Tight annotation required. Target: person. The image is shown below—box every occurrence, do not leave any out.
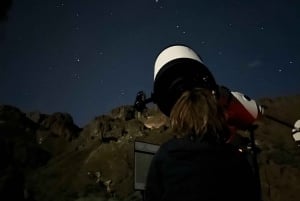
[145,87,260,201]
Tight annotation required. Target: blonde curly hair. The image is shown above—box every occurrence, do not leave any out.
[170,88,229,139]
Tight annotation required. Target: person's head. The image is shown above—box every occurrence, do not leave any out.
[170,88,229,140]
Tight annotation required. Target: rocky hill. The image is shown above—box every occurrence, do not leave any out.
[0,95,300,201]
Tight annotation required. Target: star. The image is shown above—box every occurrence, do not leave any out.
[56,2,65,8]
[71,73,80,80]
[120,90,126,96]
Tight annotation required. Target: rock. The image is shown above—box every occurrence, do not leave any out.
[0,105,25,122]
[74,115,126,150]
[1,95,300,201]
[26,111,47,124]
[110,105,136,121]
[40,112,81,140]
[143,113,168,129]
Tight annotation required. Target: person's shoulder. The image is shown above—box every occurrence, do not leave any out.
[158,137,177,150]
[155,137,183,155]
[160,136,189,148]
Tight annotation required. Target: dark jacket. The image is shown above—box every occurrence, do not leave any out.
[145,134,260,201]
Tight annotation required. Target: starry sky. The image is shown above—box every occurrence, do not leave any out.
[0,0,299,127]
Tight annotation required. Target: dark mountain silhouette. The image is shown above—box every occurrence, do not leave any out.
[0,94,300,201]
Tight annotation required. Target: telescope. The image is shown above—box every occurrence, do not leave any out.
[133,45,300,200]
[134,45,264,131]
[134,45,299,141]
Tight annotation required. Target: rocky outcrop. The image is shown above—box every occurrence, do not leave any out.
[33,112,82,155]
[26,111,47,124]
[39,112,81,139]
[143,113,168,129]
[110,105,136,121]
[255,95,300,201]
[0,95,300,201]
[0,105,51,200]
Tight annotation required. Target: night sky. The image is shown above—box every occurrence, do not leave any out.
[1,0,299,127]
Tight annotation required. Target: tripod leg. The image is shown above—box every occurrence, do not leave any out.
[249,128,262,201]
